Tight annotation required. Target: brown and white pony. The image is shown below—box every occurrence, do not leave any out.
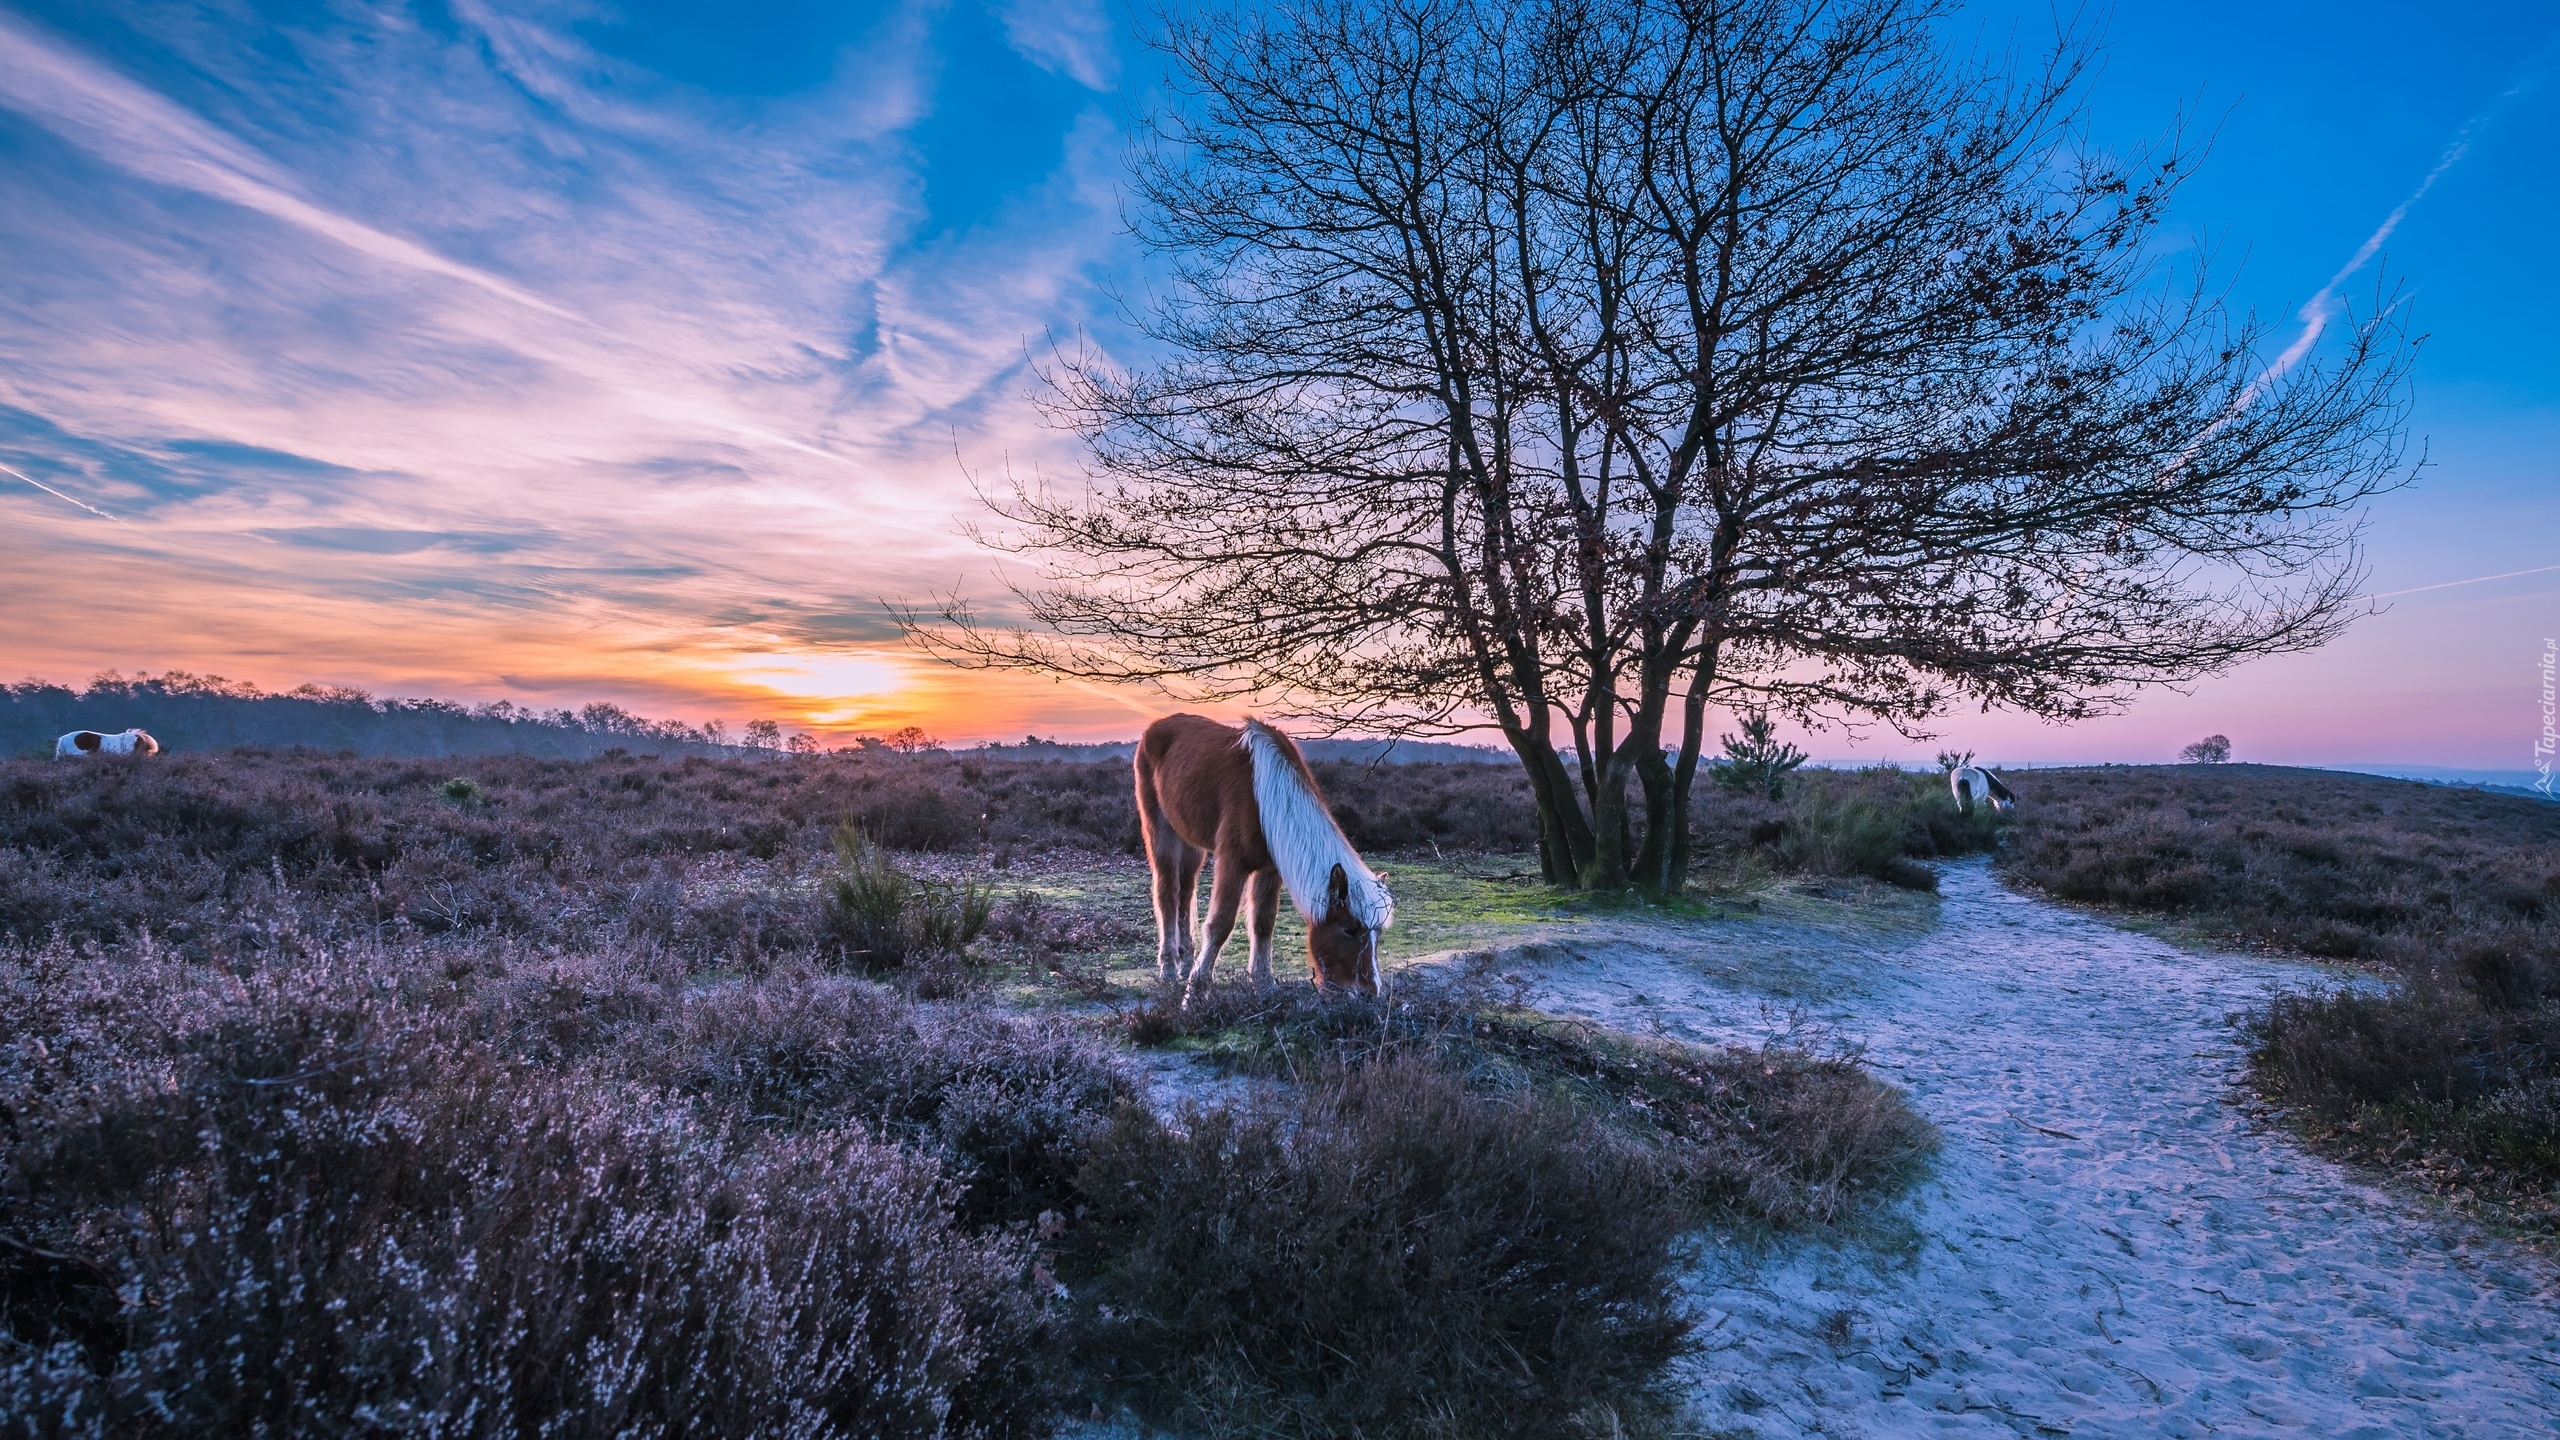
[56,728,159,758]
[1134,714,1393,1003]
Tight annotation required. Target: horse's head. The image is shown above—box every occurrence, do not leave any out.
[1307,862,1385,995]
[129,730,160,756]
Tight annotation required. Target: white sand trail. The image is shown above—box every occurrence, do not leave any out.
[1488,860,2560,1438]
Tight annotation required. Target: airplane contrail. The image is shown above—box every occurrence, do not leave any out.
[2175,34,2559,464]
[0,462,127,524]
[2363,562,2560,601]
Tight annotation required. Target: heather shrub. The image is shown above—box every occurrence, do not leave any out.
[643,979,1138,1228]
[839,768,983,851]
[1120,978,1934,1229]
[618,853,823,964]
[1298,758,1539,854]
[1999,764,2560,963]
[1070,1057,1692,1439]
[1745,770,1994,892]
[2248,981,2560,1206]
[983,889,1143,956]
[0,947,1068,1438]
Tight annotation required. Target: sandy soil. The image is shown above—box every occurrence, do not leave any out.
[1463,859,2559,1437]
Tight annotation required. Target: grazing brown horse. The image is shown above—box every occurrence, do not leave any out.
[1134,714,1393,1003]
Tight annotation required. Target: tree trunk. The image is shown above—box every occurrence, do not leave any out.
[1502,723,1596,887]
[1664,648,1717,889]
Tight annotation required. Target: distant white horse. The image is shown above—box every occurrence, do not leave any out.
[1950,765,2015,814]
[56,728,159,758]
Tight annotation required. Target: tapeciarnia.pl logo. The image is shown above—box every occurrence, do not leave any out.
[2537,638,2556,798]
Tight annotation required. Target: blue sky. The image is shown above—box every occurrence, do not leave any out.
[0,0,2552,764]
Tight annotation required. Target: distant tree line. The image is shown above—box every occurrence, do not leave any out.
[6,673,753,760]
[6,674,1522,764]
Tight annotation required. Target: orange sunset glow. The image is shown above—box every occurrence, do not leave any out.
[1,0,2553,772]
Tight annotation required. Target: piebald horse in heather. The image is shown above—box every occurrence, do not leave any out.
[1135,714,1393,1004]
[1950,765,2016,814]
[56,729,159,758]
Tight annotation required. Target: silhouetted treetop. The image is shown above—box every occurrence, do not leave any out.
[914,0,2415,891]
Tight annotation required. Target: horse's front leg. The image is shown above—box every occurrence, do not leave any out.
[1184,858,1249,1008]
[1245,867,1280,989]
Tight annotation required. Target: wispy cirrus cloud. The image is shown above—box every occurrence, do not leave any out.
[998,0,1121,90]
[0,0,1143,736]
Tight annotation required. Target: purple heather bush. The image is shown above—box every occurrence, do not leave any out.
[0,939,1123,1437]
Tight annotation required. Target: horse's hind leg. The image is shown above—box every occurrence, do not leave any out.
[1185,857,1249,1007]
[1138,764,1195,984]
[1170,845,1205,978]
[1244,867,1280,989]
[1147,834,1201,985]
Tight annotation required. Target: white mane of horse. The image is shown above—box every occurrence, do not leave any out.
[1242,720,1393,930]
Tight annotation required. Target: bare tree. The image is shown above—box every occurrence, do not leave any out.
[917,0,2412,892]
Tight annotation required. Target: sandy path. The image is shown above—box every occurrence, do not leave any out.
[1488,860,2559,1438]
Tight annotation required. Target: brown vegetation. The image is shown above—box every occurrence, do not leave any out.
[1,749,1947,1434]
[1073,1058,1694,1439]
[2001,764,2560,1223]
[1120,976,1935,1230]
[1082,975,1933,1435]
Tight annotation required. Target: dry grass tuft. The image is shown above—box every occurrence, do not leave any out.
[1121,975,1935,1230]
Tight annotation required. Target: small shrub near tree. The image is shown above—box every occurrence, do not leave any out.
[1709,709,1809,801]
